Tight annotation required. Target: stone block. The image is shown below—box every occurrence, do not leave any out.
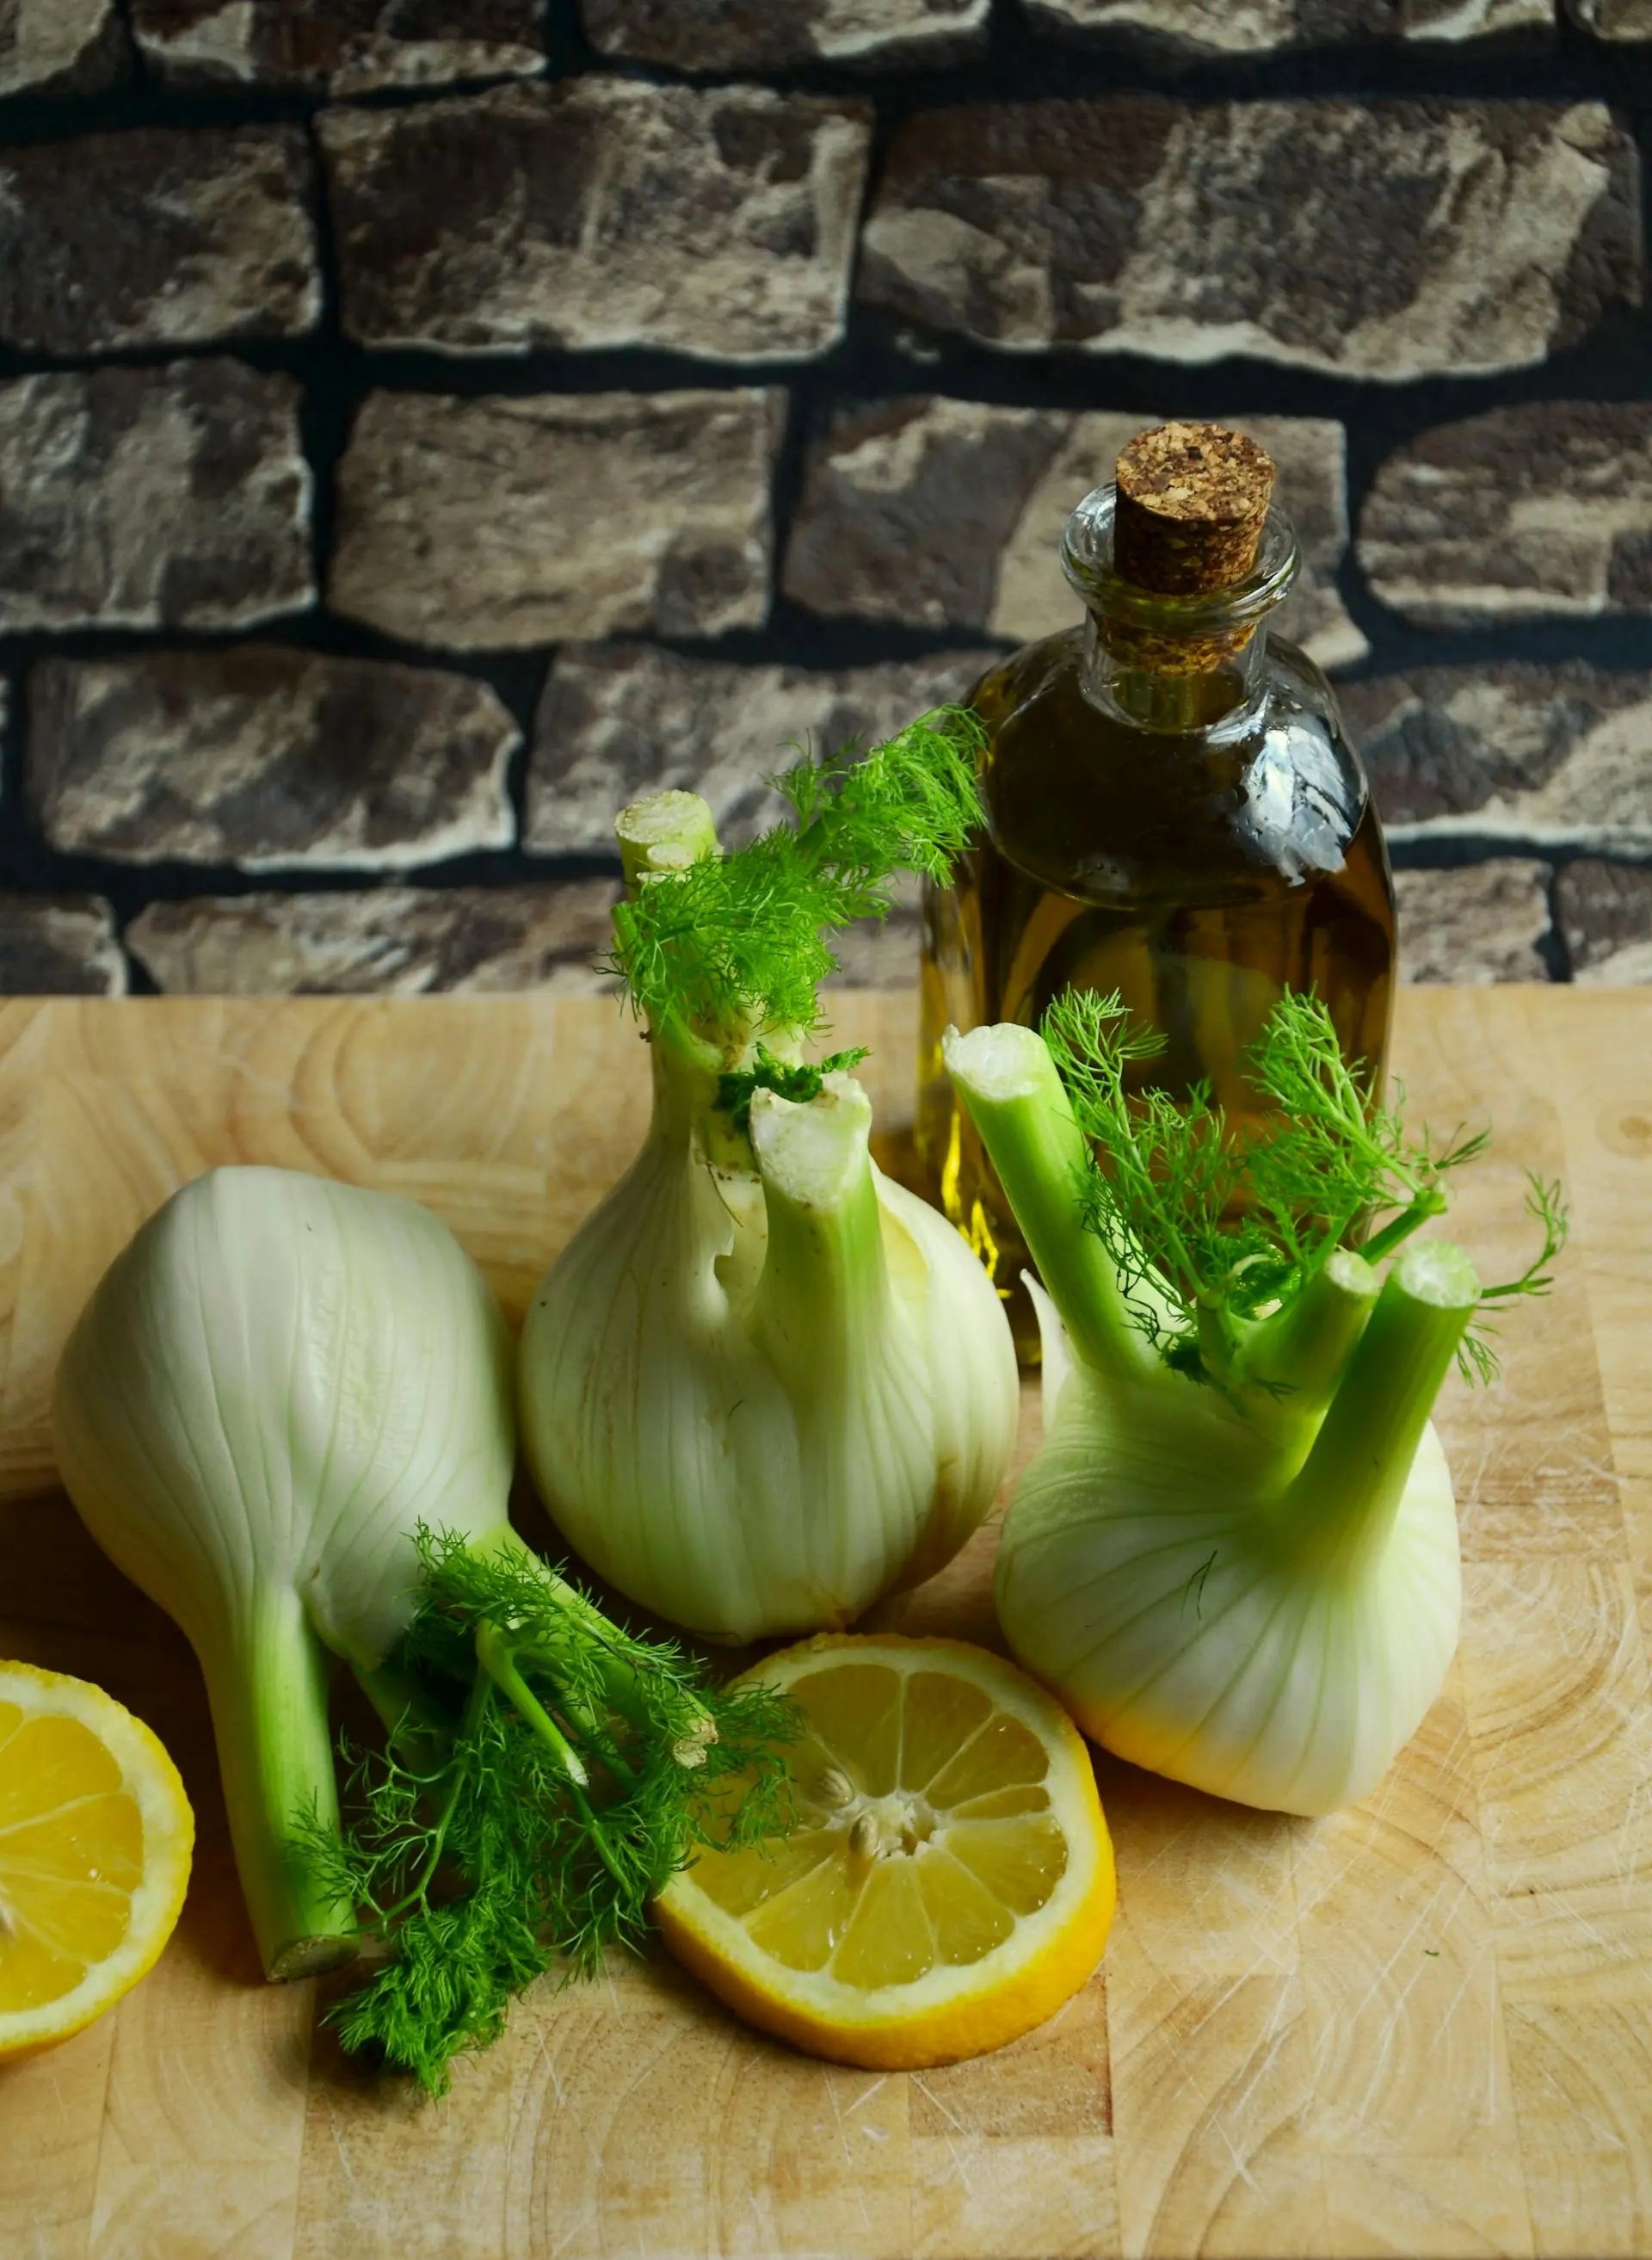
[1026,0,1550,48]
[1360,405,1652,625]
[527,644,998,854]
[1394,861,1553,984]
[127,883,620,995]
[331,389,781,649]
[321,82,870,362]
[1565,0,1652,36]
[785,399,1362,667]
[580,0,989,68]
[0,127,317,355]
[0,897,125,997]
[0,364,312,634]
[0,0,126,95]
[859,101,1638,380]
[1554,860,1652,982]
[1342,664,1652,851]
[29,649,517,870]
[130,0,545,91]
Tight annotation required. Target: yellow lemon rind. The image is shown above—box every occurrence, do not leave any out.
[0,1660,194,2060]
[654,1633,1116,2072]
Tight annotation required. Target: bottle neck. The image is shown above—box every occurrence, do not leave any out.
[1062,483,1298,739]
[1081,609,1272,736]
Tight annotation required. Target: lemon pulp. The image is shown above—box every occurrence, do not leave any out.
[0,1664,193,2056]
[655,1636,1113,2069]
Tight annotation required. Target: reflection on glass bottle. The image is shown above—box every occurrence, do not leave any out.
[916,424,1396,1356]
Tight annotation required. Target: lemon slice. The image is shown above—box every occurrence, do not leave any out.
[655,1635,1114,2069]
[0,1661,194,2059]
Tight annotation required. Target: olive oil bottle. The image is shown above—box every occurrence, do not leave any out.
[916,423,1396,1355]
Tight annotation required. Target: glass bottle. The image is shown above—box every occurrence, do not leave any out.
[915,428,1396,1356]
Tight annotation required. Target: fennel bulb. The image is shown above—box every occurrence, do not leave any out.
[946,997,1563,1818]
[52,1166,516,1979]
[519,718,1019,1643]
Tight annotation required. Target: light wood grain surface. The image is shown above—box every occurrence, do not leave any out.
[1,987,1649,2260]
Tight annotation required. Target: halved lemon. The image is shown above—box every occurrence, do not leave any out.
[0,1661,194,2059]
[655,1634,1114,2069]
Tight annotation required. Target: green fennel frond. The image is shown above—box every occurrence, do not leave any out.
[716,1045,871,1133]
[1042,986,1564,1392]
[297,1528,796,2097]
[609,707,986,1045]
[1457,1172,1569,1385]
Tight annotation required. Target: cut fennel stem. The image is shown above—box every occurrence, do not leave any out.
[520,771,1019,1644]
[945,1019,1469,1818]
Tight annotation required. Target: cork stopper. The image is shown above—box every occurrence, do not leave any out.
[1113,423,1276,596]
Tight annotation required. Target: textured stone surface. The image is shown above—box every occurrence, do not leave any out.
[859,101,1639,381]
[0,897,125,997]
[1027,0,1550,46]
[1360,405,1652,625]
[784,399,1064,633]
[29,650,516,871]
[130,0,545,90]
[128,883,620,995]
[0,127,318,355]
[580,0,989,68]
[1555,859,1652,981]
[528,645,996,855]
[1343,664,1652,851]
[784,399,1362,666]
[332,389,781,650]
[321,83,870,362]
[0,364,312,634]
[0,0,126,95]
[1394,861,1552,984]
[1566,0,1652,38]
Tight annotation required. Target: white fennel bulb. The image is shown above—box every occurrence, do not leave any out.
[518,718,1019,1643]
[945,1000,1562,1818]
[1005,1272,1461,1816]
[52,1166,516,1977]
[521,1063,1016,1642]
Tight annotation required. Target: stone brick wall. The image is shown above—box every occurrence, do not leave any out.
[3,2,1651,997]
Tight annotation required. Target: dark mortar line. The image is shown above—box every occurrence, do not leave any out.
[4,601,1652,690]
[480,16,1652,108]
[5,31,1652,148]
[10,308,1650,423]
[105,0,144,91]
[0,616,558,679]
[548,0,600,74]
[1538,862,1575,982]
[767,385,823,609]
[0,651,17,818]
[16,831,1652,929]
[1386,834,1652,873]
[0,844,629,913]
[0,67,564,145]
[1324,610,1652,681]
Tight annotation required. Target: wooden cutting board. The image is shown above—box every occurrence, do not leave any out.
[1,987,1649,2260]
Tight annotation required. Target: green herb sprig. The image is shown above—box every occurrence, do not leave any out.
[715,1044,871,1133]
[609,707,986,1046]
[298,1529,795,2096]
[1042,987,1566,1391]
